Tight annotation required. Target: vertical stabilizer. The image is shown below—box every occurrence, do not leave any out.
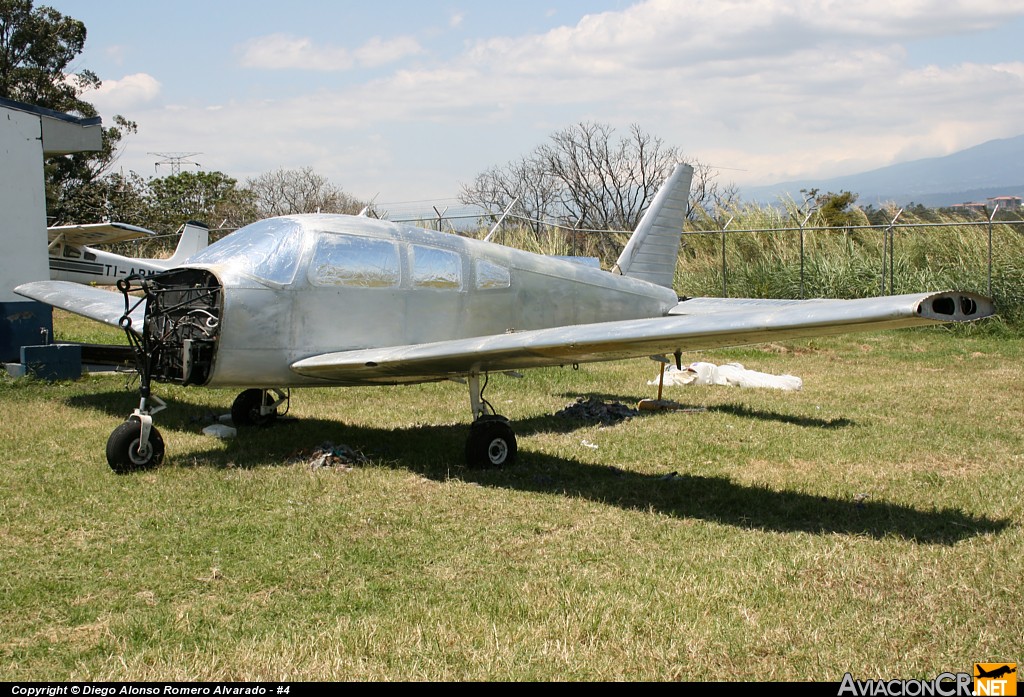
[612,163,693,288]
[165,221,210,265]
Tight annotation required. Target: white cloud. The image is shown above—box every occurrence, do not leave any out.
[237,33,354,70]
[237,33,422,71]
[84,73,162,112]
[104,45,128,66]
[323,0,1024,183]
[109,0,1024,199]
[354,37,423,68]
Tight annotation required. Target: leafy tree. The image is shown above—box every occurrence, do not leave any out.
[0,0,136,222]
[800,189,866,227]
[0,0,94,108]
[144,171,254,233]
[56,170,148,226]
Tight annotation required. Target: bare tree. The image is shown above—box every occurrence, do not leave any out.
[460,122,724,236]
[244,167,364,218]
[459,156,561,236]
[537,122,681,230]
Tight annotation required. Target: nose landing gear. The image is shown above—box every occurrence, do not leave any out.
[107,270,221,473]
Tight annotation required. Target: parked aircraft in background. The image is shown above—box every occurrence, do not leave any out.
[17,164,994,472]
[48,221,209,285]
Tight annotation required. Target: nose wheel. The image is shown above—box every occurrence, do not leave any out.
[106,416,165,473]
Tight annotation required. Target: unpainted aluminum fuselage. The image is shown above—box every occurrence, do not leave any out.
[162,214,678,388]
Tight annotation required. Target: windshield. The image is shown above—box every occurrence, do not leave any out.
[189,218,306,285]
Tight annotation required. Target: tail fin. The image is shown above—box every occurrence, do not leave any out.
[611,163,693,288]
[165,221,209,265]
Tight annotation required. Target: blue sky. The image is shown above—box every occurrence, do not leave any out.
[46,0,1024,213]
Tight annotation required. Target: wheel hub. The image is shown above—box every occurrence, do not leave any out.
[487,439,508,465]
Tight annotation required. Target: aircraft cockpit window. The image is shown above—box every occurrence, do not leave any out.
[189,218,304,285]
[412,246,462,290]
[309,235,401,288]
[63,246,81,259]
[475,259,511,290]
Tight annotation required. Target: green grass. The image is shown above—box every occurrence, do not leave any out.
[1,314,1021,680]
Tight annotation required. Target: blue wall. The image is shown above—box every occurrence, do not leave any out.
[0,301,54,363]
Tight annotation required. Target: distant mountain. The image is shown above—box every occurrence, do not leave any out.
[742,134,1024,208]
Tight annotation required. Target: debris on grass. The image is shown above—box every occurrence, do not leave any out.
[649,362,802,390]
[555,397,639,424]
[202,423,237,439]
[290,441,369,471]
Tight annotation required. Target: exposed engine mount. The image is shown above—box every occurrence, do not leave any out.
[121,268,222,386]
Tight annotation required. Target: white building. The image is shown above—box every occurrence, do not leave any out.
[0,97,102,361]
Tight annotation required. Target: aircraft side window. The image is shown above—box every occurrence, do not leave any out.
[309,235,401,288]
[412,245,462,290]
[63,246,81,259]
[475,259,511,290]
[84,251,97,261]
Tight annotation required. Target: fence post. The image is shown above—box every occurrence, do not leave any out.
[432,205,448,232]
[798,211,812,299]
[880,208,903,295]
[720,216,733,297]
[988,205,999,296]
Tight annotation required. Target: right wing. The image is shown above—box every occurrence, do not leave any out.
[14,281,145,335]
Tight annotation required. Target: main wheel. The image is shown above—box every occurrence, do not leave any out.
[231,389,277,427]
[465,418,517,468]
[106,419,165,474]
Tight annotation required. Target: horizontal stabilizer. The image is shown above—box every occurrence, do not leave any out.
[47,222,155,247]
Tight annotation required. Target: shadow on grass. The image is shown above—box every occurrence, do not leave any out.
[557,391,855,430]
[706,404,854,429]
[67,389,1004,545]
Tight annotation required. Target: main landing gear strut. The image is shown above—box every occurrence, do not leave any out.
[231,388,289,427]
[465,371,517,468]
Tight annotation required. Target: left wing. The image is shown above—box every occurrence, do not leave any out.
[48,222,155,247]
[291,291,993,384]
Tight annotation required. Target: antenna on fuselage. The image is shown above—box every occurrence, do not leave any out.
[483,197,519,243]
[358,193,381,218]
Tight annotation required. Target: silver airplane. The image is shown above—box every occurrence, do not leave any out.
[15,163,995,472]
[48,221,209,285]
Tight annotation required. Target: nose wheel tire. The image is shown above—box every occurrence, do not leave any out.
[466,417,517,468]
[106,419,165,474]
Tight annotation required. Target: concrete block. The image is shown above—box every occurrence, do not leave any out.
[19,343,82,381]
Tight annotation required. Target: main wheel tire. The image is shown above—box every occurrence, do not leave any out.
[106,419,165,474]
[465,419,517,469]
[231,389,277,427]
